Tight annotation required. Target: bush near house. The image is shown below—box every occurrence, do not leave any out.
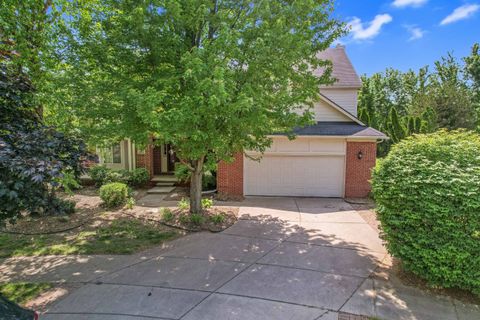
[372,130,480,295]
[89,166,149,187]
[99,182,129,208]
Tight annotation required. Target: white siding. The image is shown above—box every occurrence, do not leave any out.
[312,100,351,122]
[320,88,358,116]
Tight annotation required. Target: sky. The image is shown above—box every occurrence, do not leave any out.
[333,0,480,75]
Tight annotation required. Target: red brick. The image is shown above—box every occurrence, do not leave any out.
[217,152,243,197]
[345,141,376,198]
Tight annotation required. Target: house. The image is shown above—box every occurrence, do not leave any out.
[97,45,387,198]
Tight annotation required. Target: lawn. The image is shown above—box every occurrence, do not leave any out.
[0,282,52,305]
[0,219,178,258]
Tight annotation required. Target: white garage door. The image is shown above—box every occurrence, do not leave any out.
[244,138,345,197]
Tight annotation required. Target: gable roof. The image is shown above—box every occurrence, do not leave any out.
[314,45,362,89]
[318,93,364,125]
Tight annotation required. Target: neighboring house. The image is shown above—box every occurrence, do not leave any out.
[97,45,387,198]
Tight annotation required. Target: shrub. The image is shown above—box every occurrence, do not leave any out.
[178,197,189,211]
[201,198,213,209]
[99,182,129,208]
[209,213,225,224]
[160,208,174,222]
[129,168,149,187]
[89,166,109,187]
[189,214,205,226]
[90,166,149,187]
[125,197,135,210]
[47,198,76,215]
[372,130,480,295]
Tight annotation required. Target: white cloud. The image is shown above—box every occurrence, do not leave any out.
[392,0,428,8]
[440,4,480,25]
[348,14,393,41]
[405,25,425,41]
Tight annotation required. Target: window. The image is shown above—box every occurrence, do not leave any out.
[103,143,122,164]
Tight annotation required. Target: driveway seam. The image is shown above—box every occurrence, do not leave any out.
[215,291,331,312]
[177,232,297,319]
[284,239,386,255]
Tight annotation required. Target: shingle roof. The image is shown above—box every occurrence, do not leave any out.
[314,45,362,88]
[274,122,388,138]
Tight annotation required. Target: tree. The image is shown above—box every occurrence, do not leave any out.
[52,0,345,213]
[465,43,480,130]
[0,61,88,225]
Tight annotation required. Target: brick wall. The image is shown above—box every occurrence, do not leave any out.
[135,144,154,178]
[345,141,377,198]
[217,152,244,196]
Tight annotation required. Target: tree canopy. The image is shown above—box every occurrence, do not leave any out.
[47,0,345,212]
[358,45,479,156]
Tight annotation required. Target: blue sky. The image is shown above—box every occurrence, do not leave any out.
[333,0,480,75]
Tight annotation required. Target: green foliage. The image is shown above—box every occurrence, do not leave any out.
[189,214,205,226]
[89,166,149,187]
[0,282,52,305]
[174,163,191,183]
[175,163,217,190]
[0,62,88,225]
[160,208,174,222]
[201,198,214,209]
[89,166,110,187]
[125,197,135,210]
[51,0,345,213]
[372,130,480,295]
[209,213,225,225]
[178,198,189,211]
[129,168,149,187]
[99,183,129,208]
[0,219,177,257]
[56,170,82,196]
[359,46,480,156]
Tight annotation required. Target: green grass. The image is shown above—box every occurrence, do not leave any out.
[0,219,177,258]
[0,282,52,305]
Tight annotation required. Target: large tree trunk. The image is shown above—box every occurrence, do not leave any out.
[189,157,205,214]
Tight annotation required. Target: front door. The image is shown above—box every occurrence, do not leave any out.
[166,144,177,172]
[153,146,162,175]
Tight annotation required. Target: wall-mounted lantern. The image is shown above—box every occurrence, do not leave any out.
[357,151,363,160]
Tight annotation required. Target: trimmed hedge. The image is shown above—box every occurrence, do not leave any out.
[99,182,129,208]
[89,166,149,187]
[372,130,480,295]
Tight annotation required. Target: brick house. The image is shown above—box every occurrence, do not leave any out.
[97,45,387,198]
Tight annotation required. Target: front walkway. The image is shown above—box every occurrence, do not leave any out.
[1,197,479,319]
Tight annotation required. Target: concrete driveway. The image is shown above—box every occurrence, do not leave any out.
[36,197,478,320]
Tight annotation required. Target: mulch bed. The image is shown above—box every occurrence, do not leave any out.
[157,207,238,232]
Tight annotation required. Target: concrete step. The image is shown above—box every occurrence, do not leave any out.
[156,182,175,187]
[151,175,177,183]
[147,186,176,194]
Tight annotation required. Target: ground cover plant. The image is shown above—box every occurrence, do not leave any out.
[372,130,480,295]
[0,282,52,305]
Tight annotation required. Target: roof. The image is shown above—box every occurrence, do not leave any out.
[274,122,388,139]
[314,45,362,88]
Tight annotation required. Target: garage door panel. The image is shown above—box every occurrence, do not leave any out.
[244,155,344,197]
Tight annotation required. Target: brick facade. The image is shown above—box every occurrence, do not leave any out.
[344,141,377,198]
[217,152,244,197]
[135,144,154,178]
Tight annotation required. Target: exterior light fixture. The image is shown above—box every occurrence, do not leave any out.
[357,151,363,160]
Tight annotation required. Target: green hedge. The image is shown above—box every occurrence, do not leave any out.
[99,182,129,208]
[372,130,480,295]
[89,166,149,187]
